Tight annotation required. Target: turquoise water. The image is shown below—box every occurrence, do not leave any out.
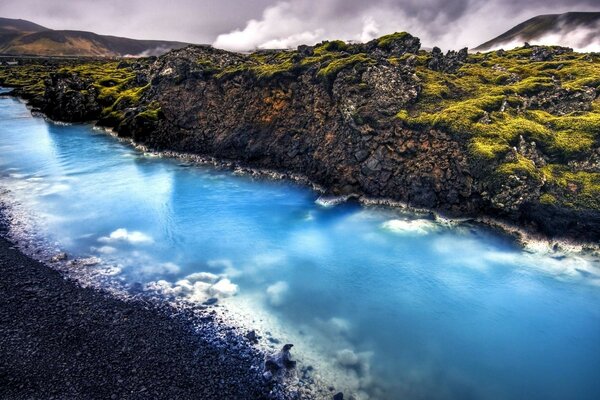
[1,93,600,399]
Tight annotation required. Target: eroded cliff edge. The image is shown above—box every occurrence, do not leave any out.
[2,33,599,242]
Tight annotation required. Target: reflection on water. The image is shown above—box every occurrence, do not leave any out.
[1,95,600,399]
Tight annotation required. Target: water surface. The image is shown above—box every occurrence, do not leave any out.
[1,94,599,399]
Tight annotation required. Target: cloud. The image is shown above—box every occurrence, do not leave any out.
[213,0,600,51]
[485,22,600,52]
[209,278,239,297]
[93,245,117,254]
[0,0,274,43]
[139,261,181,276]
[185,271,220,283]
[2,0,599,51]
[98,228,153,244]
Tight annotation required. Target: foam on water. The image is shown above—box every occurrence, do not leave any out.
[381,218,440,235]
[1,95,600,400]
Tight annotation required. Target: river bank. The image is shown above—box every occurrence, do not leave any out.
[0,224,284,400]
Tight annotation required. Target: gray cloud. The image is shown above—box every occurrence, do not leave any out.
[1,0,599,50]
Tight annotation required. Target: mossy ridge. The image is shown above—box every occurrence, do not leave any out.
[316,54,375,78]
[0,63,54,97]
[135,100,162,122]
[215,39,379,81]
[215,51,299,79]
[541,165,600,210]
[0,60,150,124]
[59,61,151,120]
[377,32,411,49]
[397,46,600,202]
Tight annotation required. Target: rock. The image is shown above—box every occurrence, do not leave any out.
[262,370,273,381]
[530,45,572,62]
[50,252,68,263]
[246,330,259,343]
[42,72,102,122]
[264,344,297,374]
[526,85,596,115]
[203,297,218,306]
[428,47,468,73]
[333,392,344,400]
[336,349,359,367]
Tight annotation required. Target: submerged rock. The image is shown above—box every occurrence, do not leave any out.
[202,297,218,306]
[264,344,297,381]
[246,330,259,343]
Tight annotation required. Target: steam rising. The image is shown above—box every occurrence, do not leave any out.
[484,21,600,52]
[1,1,599,52]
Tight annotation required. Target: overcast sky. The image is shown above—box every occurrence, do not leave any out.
[1,0,599,50]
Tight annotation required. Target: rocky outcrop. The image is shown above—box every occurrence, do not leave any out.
[6,32,599,242]
[427,47,468,73]
[42,72,102,122]
[134,43,480,215]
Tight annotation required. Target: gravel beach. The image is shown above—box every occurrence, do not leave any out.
[0,233,275,400]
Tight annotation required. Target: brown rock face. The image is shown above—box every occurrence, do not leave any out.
[130,45,477,215]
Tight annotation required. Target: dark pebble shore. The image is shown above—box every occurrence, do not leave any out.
[0,233,275,400]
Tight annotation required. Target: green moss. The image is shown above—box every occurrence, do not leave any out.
[539,193,557,205]
[216,52,299,79]
[215,63,249,79]
[399,45,600,189]
[377,32,411,49]
[300,53,336,67]
[196,59,218,72]
[0,64,52,97]
[253,60,295,78]
[505,76,554,96]
[317,54,375,78]
[314,40,348,54]
[109,83,149,108]
[136,107,161,122]
[469,137,510,159]
[526,110,599,156]
[497,155,542,180]
[542,165,600,209]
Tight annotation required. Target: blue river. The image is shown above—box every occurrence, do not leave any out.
[1,92,599,399]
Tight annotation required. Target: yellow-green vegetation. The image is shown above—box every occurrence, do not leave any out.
[0,60,151,125]
[542,165,600,209]
[57,61,149,120]
[313,40,348,54]
[0,63,53,97]
[215,51,300,79]
[135,100,162,122]
[216,40,375,81]
[316,54,375,78]
[396,47,600,210]
[496,155,542,179]
[377,32,411,49]
[64,62,147,108]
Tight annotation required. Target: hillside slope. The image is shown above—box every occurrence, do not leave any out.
[1,33,599,242]
[0,17,190,57]
[475,12,600,51]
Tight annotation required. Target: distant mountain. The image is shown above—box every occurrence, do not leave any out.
[0,17,192,57]
[474,12,600,52]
